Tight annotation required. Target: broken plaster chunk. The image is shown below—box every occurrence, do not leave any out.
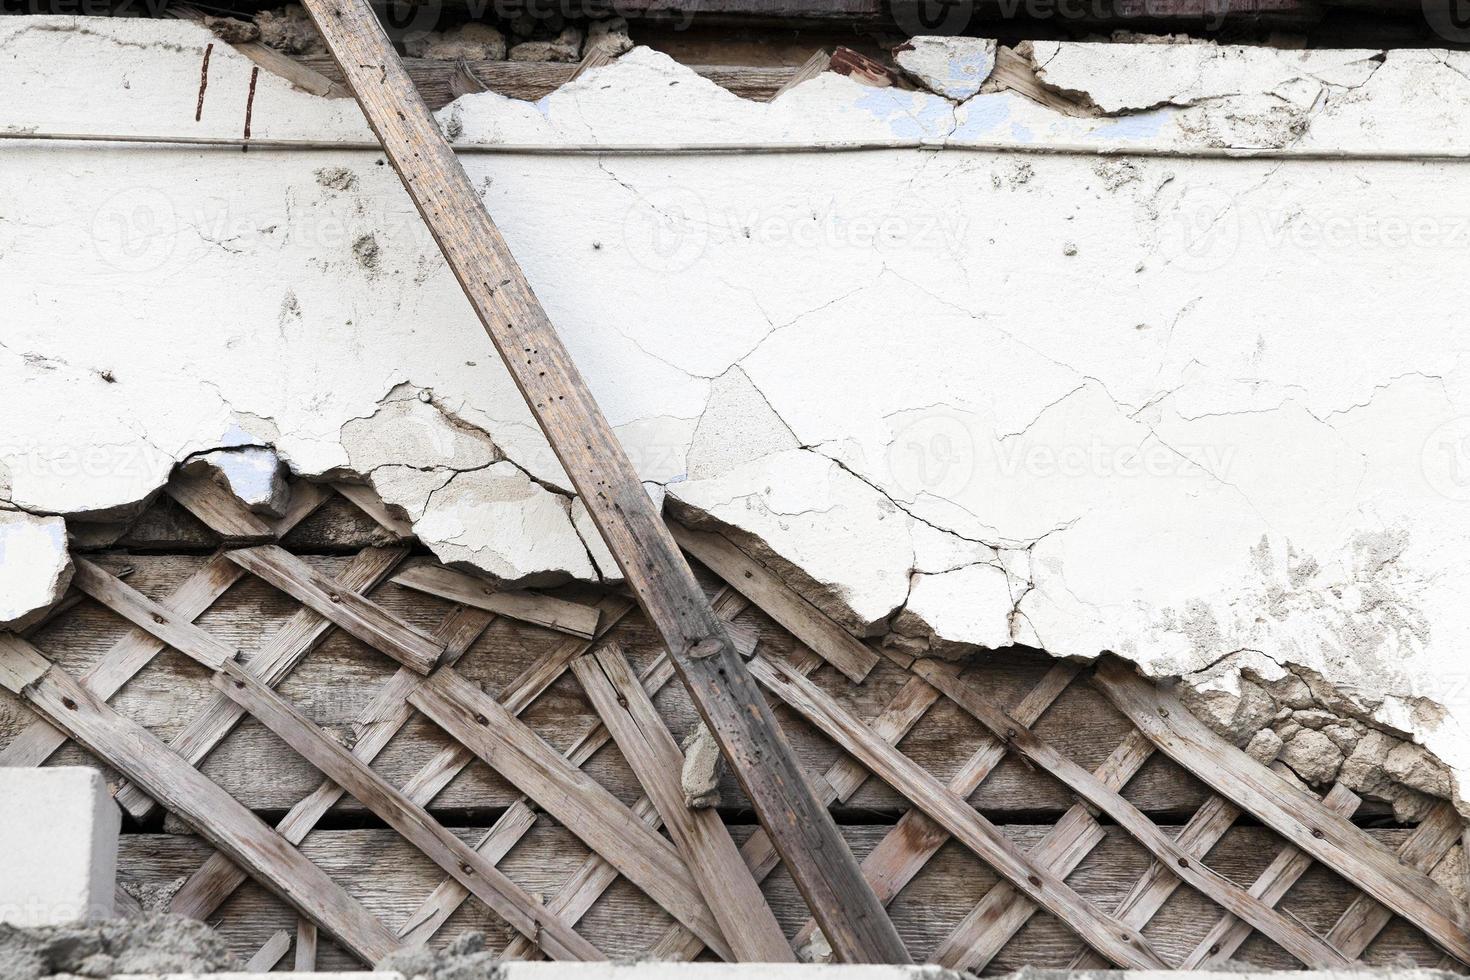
[1244,727,1284,765]
[680,723,722,809]
[179,447,289,518]
[1384,741,1453,798]
[203,15,260,44]
[893,563,1015,658]
[0,511,73,631]
[252,5,325,55]
[407,23,507,62]
[508,26,583,63]
[1280,728,1344,785]
[571,497,620,585]
[895,36,997,102]
[1178,674,1276,747]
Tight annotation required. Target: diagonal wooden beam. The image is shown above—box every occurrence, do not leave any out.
[1093,657,1470,964]
[295,0,906,959]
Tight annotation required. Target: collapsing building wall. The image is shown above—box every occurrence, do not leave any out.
[2,17,1469,827]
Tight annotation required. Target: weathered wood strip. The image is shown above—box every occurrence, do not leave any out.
[213,660,603,961]
[294,920,318,972]
[791,662,1079,956]
[672,524,878,682]
[749,655,1167,970]
[408,665,733,958]
[169,604,495,922]
[226,545,444,674]
[1183,782,1363,968]
[114,545,408,820]
[1094,657,1470,963]
[70,559,241,670]
[245,930,292,972]
[0,637,399,965]
[1327,801,1467,958]
[331,482,415,539]
[935,730,1155,972]
[303,0,904,959]
[913,657,1351,967]
[165,472,275,543]
[0,486,333,768]
[574,642,793,962]
[391,564,600,638]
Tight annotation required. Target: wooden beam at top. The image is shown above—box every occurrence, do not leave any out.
[297,0,908,963]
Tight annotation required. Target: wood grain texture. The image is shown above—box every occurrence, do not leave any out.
[213,659,603,961]
[332,483,416,538]
[300,0,905,959]
[0,637,399,965]
[749,655,1168,970]
[1094,657,1470,964]
[392,564,600,638]
[113,544,408,820]
[573,642,794,962]
[70,559,240,670]
[165,472,275,543]
[226,545,443,674]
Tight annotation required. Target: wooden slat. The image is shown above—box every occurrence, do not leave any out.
[1094,657,1470,963]
[301,0,903,959]
[792,662,1078,956]
[214,659,603,961]
[1326,801,1467,958]
[1,488,330,769]
[332,482,415,538]
[1183,782,1363,968]
[748,654,1167,969]
[113,544,408,820]
[169,603,495,922]
[0,637,399,964]
[294,919,318,972]
[935,730,1155,972]
[70,559,240,670]
[165,471,276,543]
[573,642,794,962]
[912,657,1351,968]
[246,930,292,972]
[672,524,878,682]
[226,545,444,674]
[391,564,600,638]
[407,665,734,959]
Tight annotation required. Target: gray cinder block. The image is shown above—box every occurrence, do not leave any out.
[0,767,119,926]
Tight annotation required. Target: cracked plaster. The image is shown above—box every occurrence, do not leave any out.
[3,17,1470,811]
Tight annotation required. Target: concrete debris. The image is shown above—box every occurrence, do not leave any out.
[251,4,325,55]
[202,15,259,45]
[680,722,723,809]
[1281,728,1345,784]
[1244,728,1284,765]
[0,511,72,630]
[179,447,289,518]
[406,23,507,62]
[377,930,499,980]
[508,26,582,63]
[0,915,236,980]
[584,17,633,61]
[894,36,997,101]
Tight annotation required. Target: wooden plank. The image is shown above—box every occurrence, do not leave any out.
[791,662,1079,957]
[70,559,241,670]
[0,637,399,964]
[1327,801,1467,958]
[165,471,276,543]
[293,920,318,972]
[911,657,1352,968]
[672,524,878,682]
[1093,657,1470,963]
[213,659,603,961]
[0,488,331,769]
[169,603,495,922]
[935,730,1155,972]
[1183,781,1363,968]
[332,482,415,538]
[748,654,1168,969]
[296,57,799,109]
[113,545,408,821]
[391,564,600,638]
[407,665,735,959]
[771,48,832,100]
[573,642,794,962]
[226,545,444,674]
[246,930,292,972]
[301,0,905,959]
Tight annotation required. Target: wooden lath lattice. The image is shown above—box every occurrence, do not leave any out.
[1,474,1467,970]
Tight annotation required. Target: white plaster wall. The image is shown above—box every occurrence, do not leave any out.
[2,17,1469,808]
